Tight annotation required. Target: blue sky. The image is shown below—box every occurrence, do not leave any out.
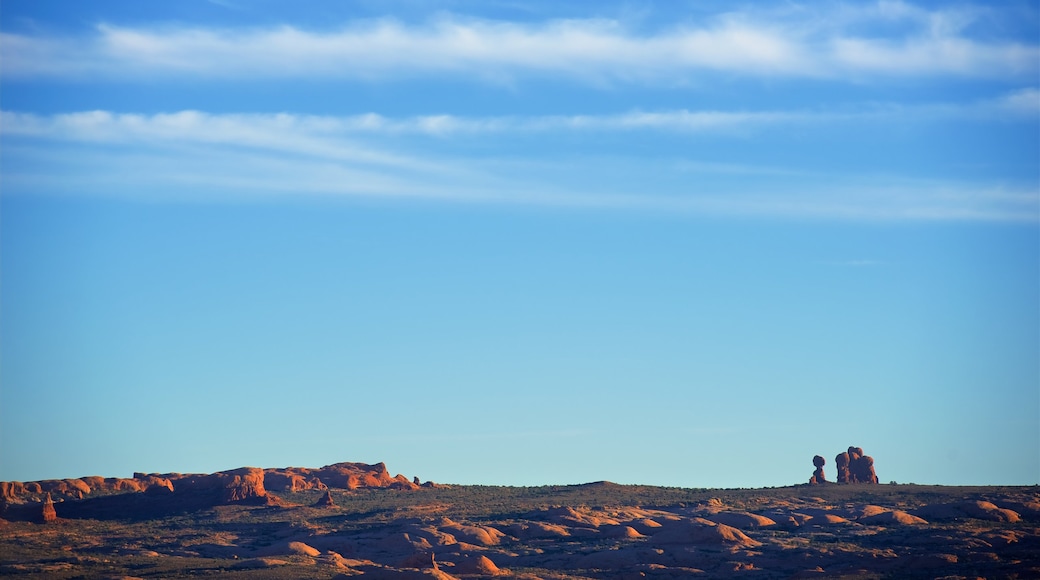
[1,0,1037,487]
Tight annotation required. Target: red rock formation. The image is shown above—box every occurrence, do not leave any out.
[40,493,57,523]
[1,481,25,502]
[854,454,879,484]
[221,467,267,502]
[313,490,337,508]
[400,551,438,569]
[809,455,826,485]
[263,462,420,492]
[846,446,880,483]
[1,461,421,505]
[164,467,268,503]
[1,474,173,503]
[835,452,851,483]
[831,446,878,484]
[264,472,312,492]
[454,554,503,575]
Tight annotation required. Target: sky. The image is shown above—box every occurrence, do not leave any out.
[1,0,1038,488]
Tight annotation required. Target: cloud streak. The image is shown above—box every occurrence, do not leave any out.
[2,93,1033,143]
[2,108,1036,222]
[2,4,1036,83]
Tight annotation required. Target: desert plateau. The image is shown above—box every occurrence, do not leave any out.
[2,459,1038,579]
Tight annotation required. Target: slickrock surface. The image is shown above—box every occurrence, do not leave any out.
[1,467,1037,579]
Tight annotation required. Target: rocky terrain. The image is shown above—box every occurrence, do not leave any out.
[0,462,424,506]
[1,462,1038,579]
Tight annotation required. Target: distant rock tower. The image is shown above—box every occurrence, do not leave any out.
[809,455,827,485]
[40,493,58,523]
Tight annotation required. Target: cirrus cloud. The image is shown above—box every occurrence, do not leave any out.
[1,106,1036,222]
[1,5,1036,83]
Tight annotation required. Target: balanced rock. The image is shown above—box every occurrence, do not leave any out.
[809,455,826,485]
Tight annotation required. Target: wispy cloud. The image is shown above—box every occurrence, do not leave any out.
[3,92,1031,143]
[1,4,1036,82]
[2,108,1035,222]
[0,109,805,141]
[995,88,1040,115]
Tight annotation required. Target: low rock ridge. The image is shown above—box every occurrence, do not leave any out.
[0,461,434,506]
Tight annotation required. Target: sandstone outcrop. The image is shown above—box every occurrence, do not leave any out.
[830,446,878,484]
[1,474,173,503]
[835,452,851,483]
[847,447,879,484]
[453,554,503,575]
[914,500,1022,523]
[809,455,826,484]
[707,511,777,528]
[263,462,420,492]
[0,461,425,505]
[858,509,928,525]
[650,519,762,548]
[161,467,268,504]
[40,494,57,523]
[314,490,337,508]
